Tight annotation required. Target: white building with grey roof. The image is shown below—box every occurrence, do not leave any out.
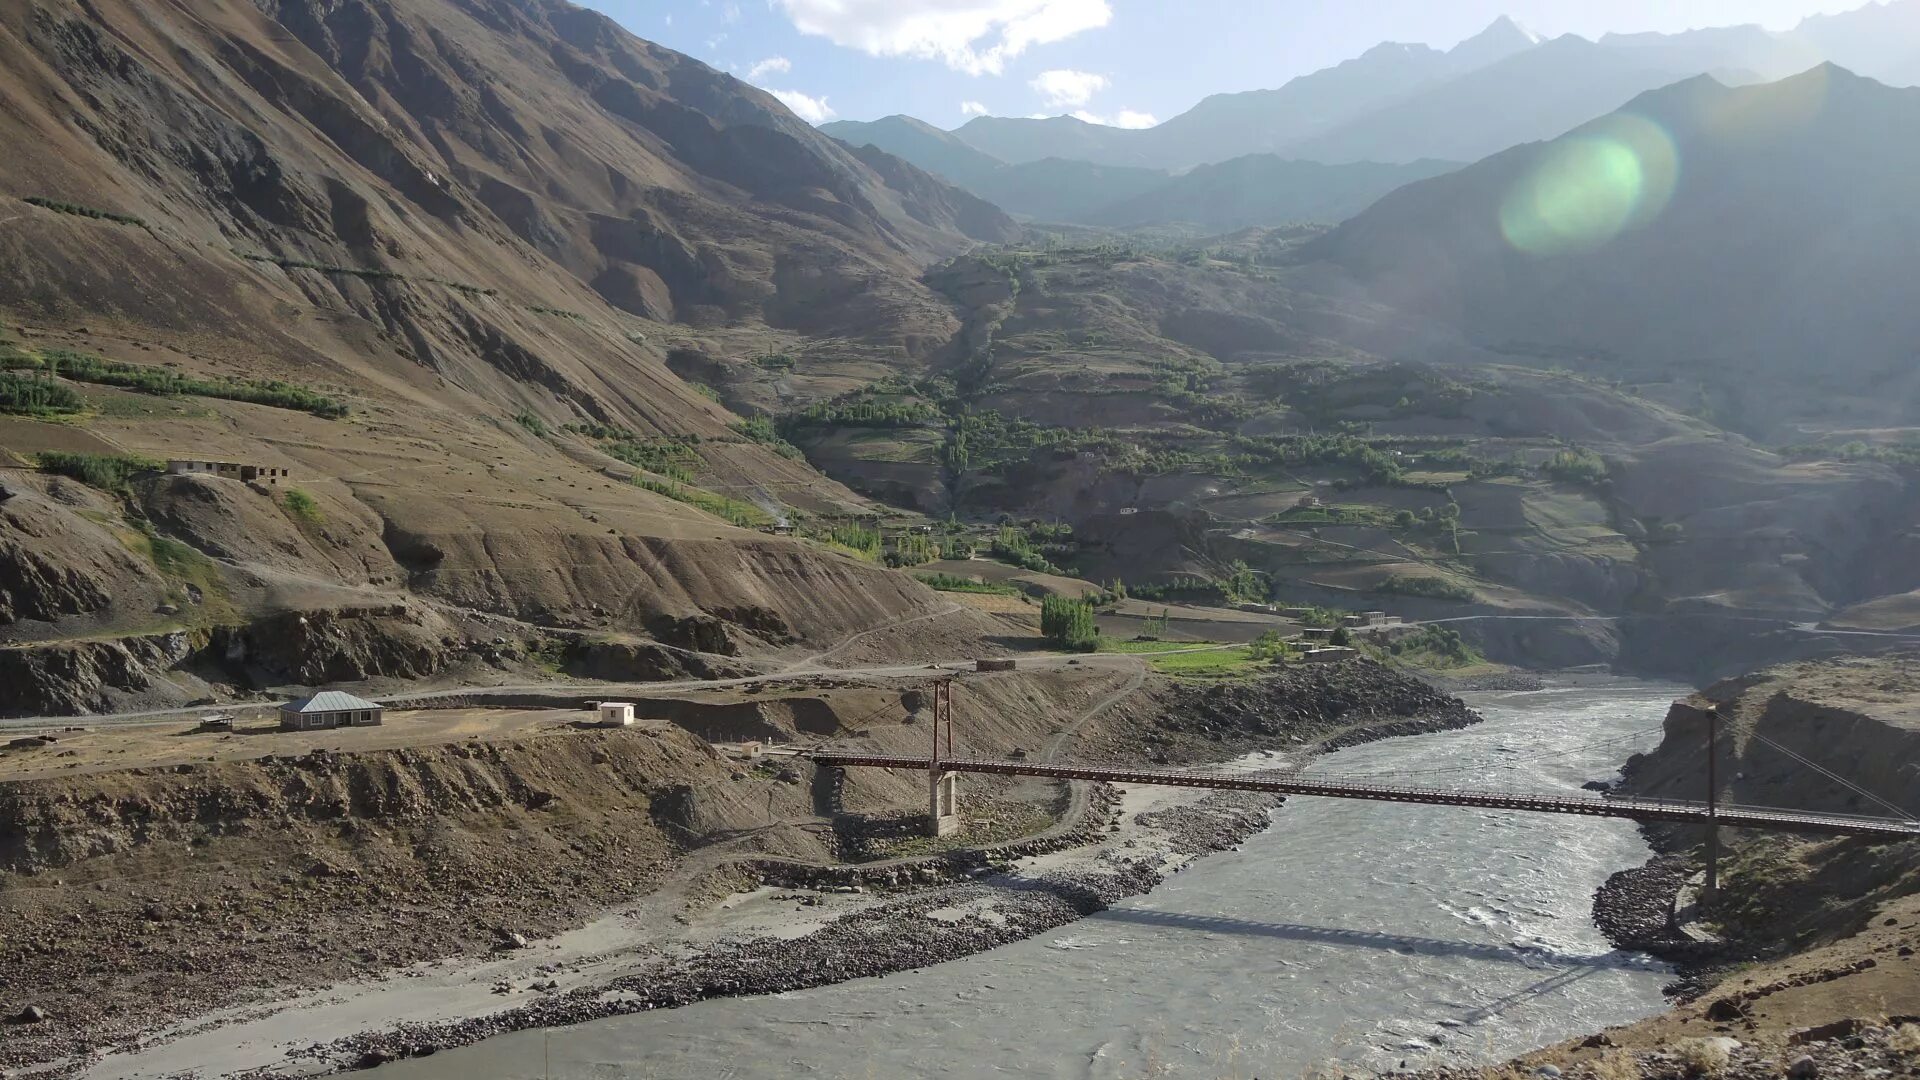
[279,691,384,731]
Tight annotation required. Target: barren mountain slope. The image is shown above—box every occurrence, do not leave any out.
[0,0,1016,714]
[1306,65,1920,438]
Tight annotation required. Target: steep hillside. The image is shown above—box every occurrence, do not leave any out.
[1084,156,1460,232]
[760,238,1920,677]
[1305,65,1920,438]
[819,114,1009,190]
[0,0,1016,714]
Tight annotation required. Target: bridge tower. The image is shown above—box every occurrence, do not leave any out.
[928,678,960,836]
[1704,705,1720,895]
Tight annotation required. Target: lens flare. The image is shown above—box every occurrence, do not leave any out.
[1499,114,1679,256]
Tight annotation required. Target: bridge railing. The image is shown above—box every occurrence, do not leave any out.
[806,752,1920,839]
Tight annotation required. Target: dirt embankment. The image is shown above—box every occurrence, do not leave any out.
[1526,655,1920,1077]
[0,660,1476,1075]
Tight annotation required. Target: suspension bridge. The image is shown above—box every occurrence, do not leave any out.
[807,682,1920,890]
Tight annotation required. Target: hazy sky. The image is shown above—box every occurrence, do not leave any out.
[590,1,1881,127]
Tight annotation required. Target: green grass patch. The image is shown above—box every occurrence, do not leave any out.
[1098,638,1222,654]
[630,476,772,527]
[23,196,145,227]
[132,522,236,626]
[0,371,84,416]
[914,572,1020,596]
[35,451,161,492]
[3,347,348,418]
[1147,645,1262,677]
[283,488,323,524]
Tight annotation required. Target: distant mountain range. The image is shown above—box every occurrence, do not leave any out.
[1304,63,1920,436]
[823,1,1920,231]
[810,118,1459,230]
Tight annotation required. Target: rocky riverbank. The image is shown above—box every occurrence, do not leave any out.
[300,793,1282,1074]
[14,662,1479,1079]
[1476,656,1920,1080]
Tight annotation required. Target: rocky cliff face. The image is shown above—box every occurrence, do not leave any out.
[1620,655,1920,953]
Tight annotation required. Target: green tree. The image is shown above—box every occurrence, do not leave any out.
[1248,629,1291,661]
[1329,625,1353,647]
[1041,595,1098,651]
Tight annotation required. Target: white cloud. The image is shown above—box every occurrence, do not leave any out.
[772,0,1111,76]
[723,1,741,22]
[707,32,728,49]
[1069,109,1103,124]
[767,88,836,123]
[1112,108,1156,129]
[960,100,989,117]
[1031,68,1106,108]
[748,56,792,80]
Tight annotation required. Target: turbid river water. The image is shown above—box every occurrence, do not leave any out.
[383,681,1683,1080]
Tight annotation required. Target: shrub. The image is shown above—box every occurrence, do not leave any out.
[1673,1038,1731,1078]
[526,305,587,321]
[1378,574,1474,602]
[35,451,160,491]
[513,410,548,437]
[631,476,771,528]
[1329,625,1352,647]
[733,415,804,459]
[0,371,84,415]
[827,523,881,559]
[1040,594,1098,651]
[283,488,323,523]
[915,573,1018,596]
[23,196,145,227]
[1247,629,1291,661]
[1542,447,1609,487]
[1386,626,1481,665]
[3,348,347,417]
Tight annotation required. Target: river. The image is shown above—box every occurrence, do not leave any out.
[381,681,1683,1079]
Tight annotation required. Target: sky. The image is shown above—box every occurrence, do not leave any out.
[590,1,1881,128]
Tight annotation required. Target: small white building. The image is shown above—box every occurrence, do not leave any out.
[596,701,637,727]
[1302,646,1359,664]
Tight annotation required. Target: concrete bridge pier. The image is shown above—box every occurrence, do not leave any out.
[926,677,959,836]
[929,769,960,836]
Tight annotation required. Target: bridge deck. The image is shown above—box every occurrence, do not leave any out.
[808,754,1920,840]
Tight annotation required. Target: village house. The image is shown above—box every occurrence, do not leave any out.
[1301,646,1359,664]
[167,459,290,486]
[596,701,637,727]
[278,691,383,731]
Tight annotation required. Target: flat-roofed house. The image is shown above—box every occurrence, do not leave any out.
[279,691,384,731]
[167,459,291,486]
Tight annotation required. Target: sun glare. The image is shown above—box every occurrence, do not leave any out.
[1499,113,1679,256]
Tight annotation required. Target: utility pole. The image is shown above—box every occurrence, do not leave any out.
[1704,704,1720,896]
